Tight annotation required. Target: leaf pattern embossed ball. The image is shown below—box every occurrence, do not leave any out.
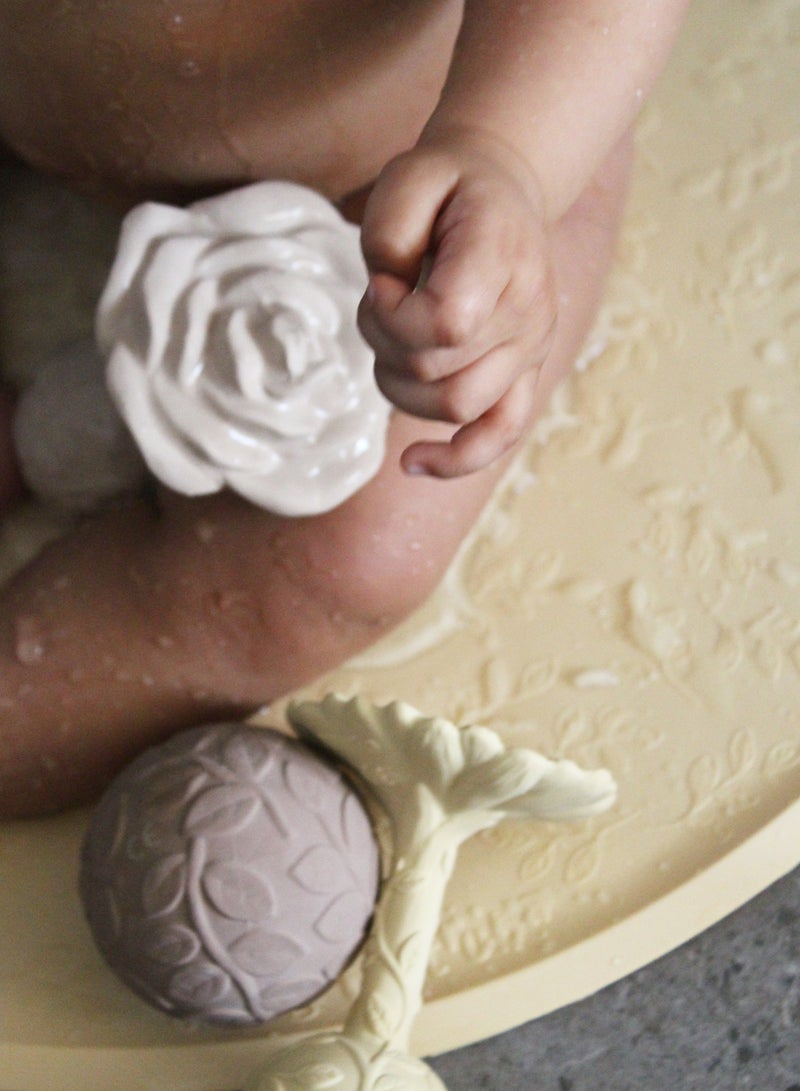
[79,723,380,1026]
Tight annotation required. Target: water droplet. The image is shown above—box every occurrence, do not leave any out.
[178,57,203,78]
[195,520,217,543]
[15,615,47,666]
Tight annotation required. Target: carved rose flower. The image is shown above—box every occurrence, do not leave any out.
[97,181,389,515]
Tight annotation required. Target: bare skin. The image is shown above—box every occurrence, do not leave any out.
[0,0,687,817]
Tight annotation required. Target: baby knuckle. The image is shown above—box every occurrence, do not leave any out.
[432,296,480,347]
[438,380,481,425]
[406,350,440,384]
[519,257,554,311]
[494,388,533,447]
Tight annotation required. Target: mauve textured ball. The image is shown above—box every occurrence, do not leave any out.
[79,722,380,1026]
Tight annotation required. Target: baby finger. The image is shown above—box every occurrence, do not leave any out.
[402,369,539,478]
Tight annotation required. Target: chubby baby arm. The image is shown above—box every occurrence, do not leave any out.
[358,0,691,476]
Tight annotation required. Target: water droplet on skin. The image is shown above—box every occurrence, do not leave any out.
[15,615,47,666]
[178,58,203,78]
[195,520,217,543]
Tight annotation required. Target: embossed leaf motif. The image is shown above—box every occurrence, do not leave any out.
[314,891,368,944]
[364,990,400,1042]
[728,728,757,776]
[143,923,201,966]
[563,840,601,886]
[387,867,429,894]
[373,1074,413,1091]
[686,526,716,577]
[715,627,744,672]
[290,845,344,894]
[520,657,560,697]
[147,767,209,808]
[202,860,276,921]
[480,656,512,709]
[141,853,187,917]
[230,928,303,977]
[397,932,425,976]
[284,759,332,810]
[169,961,230,1007]
[687,753,722,808]
[754,636,784,681]
[183,784,261,837]
[763,741,800,777]
[223,732,275,783]
[297,1064,345,1089]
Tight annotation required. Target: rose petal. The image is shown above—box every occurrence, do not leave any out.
[96,203,193,351]
[107,346,223,494]
[192,181,346,235]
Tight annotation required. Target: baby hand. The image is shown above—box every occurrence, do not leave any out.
[358,131,558,478]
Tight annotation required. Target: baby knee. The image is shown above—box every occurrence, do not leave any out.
[151,490,452,702]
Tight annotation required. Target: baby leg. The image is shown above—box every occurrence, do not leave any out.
[0,135,633,818]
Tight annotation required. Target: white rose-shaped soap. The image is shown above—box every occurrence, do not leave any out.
[97,182,389,516]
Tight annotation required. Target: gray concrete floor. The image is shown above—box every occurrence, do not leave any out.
[429,863,800,1091]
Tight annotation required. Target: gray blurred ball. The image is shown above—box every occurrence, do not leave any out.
[13,337,146,511]
[79,722,380,1026]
